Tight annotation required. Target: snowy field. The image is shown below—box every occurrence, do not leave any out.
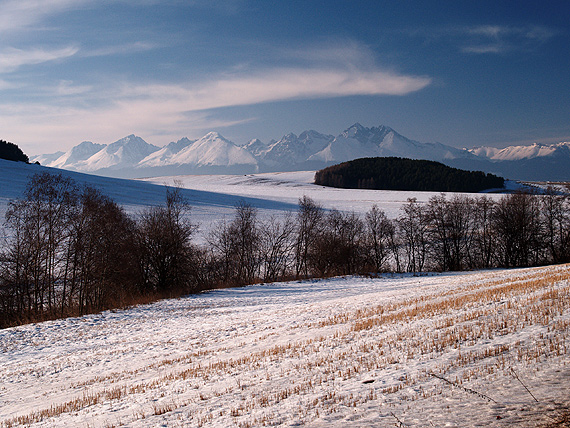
[141,171,527,240]
[1,161,568,427]
[0,160,517,241]
[1,264,569,427]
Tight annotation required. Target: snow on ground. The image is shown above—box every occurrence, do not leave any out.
[142,170,477,218]
[142,171,525,239]
[2,162,568,427]
[1,264,569,427]
[0,162,509,242]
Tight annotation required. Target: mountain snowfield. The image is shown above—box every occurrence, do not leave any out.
[31,123,570,181]
[1,160,569,427]
[469,141,570,161]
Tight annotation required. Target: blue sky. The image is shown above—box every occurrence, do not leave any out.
[1,0,569,154]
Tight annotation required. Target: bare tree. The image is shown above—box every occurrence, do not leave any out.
[137,187,197,293]
[1,173,78,320]
[397,198,430,273]
[492,192,543,267]
[259,213,296,282]
[471,196,495,268]
[427,194,475,271]
[315,210,365,276]
[67,186,139,314]
[541,188,570,264]
[208,201,261,286]
[365,204,394,273]
[294,196,324,278]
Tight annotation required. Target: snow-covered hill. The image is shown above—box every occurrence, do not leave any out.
[30,125,570,181]
[462,142,570,181]
[1,159,567,427]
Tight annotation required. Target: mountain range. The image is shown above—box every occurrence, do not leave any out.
[31,124,570,181]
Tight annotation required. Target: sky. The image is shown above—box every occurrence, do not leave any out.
[1,0,569,155]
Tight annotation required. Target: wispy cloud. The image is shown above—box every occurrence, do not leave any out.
[0,0,243,34]
[0,0,90,33]
[1,63,431,151]
[83,42,158,58]
[123,67,431,109]
[283,41,377,68]
[0,46,79,73]
[460,24,557,54]
[406,24,557,55]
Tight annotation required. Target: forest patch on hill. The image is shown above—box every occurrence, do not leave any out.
[0,140,29,163]
[314,157,505,192]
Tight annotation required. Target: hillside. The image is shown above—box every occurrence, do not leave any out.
[314,157,505,192]
[1,265,569,427]
[0,159,298,238]
[1,159,568,426]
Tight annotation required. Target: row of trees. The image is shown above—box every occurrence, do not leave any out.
[205,191,570,283]
[0,173,198,327]
[2,172,570,328]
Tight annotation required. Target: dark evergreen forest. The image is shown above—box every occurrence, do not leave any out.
[314,157,504,192]
[0,140,29,163]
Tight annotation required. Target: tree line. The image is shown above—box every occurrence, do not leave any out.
[2,172,569,328]
[314,157,505,193]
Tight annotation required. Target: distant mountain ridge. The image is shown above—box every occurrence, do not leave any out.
[31,124,570,181]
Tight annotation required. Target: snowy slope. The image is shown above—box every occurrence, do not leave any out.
[470,141,570,161]
[1,160,567,427]
[138,137,195,168]
[1,264,569,427]
[49,141,105,169]
[0,159,297,240]
[170,132,257,167]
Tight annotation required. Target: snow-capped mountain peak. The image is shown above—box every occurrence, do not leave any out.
[242,138,267,157]
[170,131,256,168]
[81,135,159,171]
[261,130,334,166]
[50,141,105,169]
[469,141,570,161]
[29,126,570,181]
[138,138,195,168]
[343,122,368,138]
